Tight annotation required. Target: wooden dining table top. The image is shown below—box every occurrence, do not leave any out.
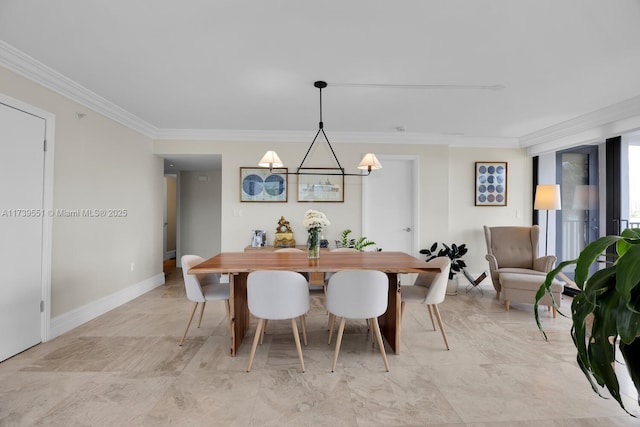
[189,250,441,274]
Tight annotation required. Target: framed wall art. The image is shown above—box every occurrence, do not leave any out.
[475,161,507,206]
[297,168,344,202]
[240,167,288,202]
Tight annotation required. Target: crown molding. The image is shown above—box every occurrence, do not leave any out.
[155,128,454,144]
[519,95,640,148]
[0,41,158,138]
[155,128,520,147]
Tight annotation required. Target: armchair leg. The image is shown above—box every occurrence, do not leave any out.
[504,300,510,311]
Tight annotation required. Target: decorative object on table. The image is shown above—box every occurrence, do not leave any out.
[474,161,507,206]
[336,229,376,251]
[240,167,287,202]
[462,268,487,295]
[419,242,468,295]
[251,230,267,247]
[320,239,329,248]
[302,209,330,259]
[297,169,344,202]
[273,216,296,248]
[257,81,382,178]
[535,228,640,415]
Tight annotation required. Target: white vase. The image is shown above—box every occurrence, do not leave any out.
[446,275,459,296]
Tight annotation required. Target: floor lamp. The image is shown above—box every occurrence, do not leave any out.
[534,184,562,256]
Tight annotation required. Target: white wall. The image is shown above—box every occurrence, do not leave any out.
[179,170,221,259]
[449,146,532,272]
[0,66,164,321]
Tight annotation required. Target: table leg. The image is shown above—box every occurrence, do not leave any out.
[229,272,249,356]
[378,273,401,354]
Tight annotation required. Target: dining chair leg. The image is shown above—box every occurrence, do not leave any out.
[197,301,206,327]
[260,319,268,345]
[328,313,336,344]
[432,305,450,350]
[368,318,375,347]
[401,301,406,321]
[291,318,305,373]
[179,302,199,346]
[331,318,346,372]
[247,318,265,372]
[300,315,308,346]
[426,305,436,331]
[371,317,390,372]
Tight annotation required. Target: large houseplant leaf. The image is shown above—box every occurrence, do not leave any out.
[536,230,640,415]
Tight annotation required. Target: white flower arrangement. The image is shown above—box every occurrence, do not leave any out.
[302,209,330,231]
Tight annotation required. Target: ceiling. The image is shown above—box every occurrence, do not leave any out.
[2,0,640,157]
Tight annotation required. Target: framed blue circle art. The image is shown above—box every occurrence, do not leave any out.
[240,167,288,202]
[475,162,507,206]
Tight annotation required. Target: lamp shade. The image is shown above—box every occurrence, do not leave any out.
[534,184,561,210]
[572,184,598,210]
[357,153,382,170]
[258,150,284,168]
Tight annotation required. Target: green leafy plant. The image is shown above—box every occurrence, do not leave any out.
[419,242,467,280]
[338,229,376,251]
[535,228,640,415]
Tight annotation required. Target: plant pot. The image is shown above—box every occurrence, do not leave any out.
[446,275,459,296]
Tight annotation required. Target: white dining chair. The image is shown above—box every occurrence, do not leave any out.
[246,270,310,372]
[274,248,310,282]
[323,247,359,290]
[326,269,390,372]
[400,257,452,350]
[179,255,231,346]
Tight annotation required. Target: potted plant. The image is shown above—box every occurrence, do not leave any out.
[337,229,377,251]
[535,228,640,415]
[419,242,468,295]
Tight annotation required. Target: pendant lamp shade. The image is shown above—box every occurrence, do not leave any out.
[357,153,382,171]
[258,150,284,168]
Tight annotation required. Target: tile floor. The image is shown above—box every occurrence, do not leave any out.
[0,266,638,426]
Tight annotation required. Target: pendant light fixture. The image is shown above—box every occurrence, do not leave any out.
[258,81,382,176]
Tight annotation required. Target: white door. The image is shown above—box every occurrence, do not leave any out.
[362,155,417,254]
[0,103,45,361]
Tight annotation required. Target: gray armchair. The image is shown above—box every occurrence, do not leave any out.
[483,225,556,300]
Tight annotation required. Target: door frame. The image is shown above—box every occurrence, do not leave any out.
[1,93,55,342]
[361,154,419,255]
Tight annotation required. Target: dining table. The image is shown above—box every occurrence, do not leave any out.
[189,250,442,356]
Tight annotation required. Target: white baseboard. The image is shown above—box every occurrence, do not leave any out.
[49,273,165,339]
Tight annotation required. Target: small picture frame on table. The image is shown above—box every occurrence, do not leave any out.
[240,167,288,202]
[475,161,507,206]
